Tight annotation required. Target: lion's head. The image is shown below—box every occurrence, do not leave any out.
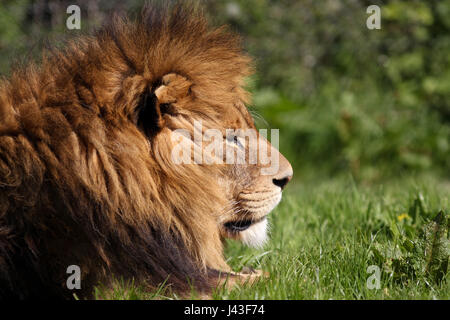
[0,2,292,299]
[150,72,293,249]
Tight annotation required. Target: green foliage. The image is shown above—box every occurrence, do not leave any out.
[0,0,29,72]
[207,0,450,181]
[423,211,449,282]
[371,204,449,285]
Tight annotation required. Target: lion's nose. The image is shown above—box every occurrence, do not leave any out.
[272,164,293,190]
[272,175,292,190]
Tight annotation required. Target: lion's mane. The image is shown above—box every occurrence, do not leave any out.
[0,2,251,299]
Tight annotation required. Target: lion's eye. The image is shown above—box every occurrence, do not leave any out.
[227,135,244,148]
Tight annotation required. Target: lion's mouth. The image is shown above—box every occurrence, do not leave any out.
[224,217,265,233]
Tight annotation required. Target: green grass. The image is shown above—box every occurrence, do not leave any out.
[96,176,449,300]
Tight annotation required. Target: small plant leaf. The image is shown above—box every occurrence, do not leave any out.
[423,211,449,283]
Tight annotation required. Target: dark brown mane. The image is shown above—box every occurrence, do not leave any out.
[0,1,252,299]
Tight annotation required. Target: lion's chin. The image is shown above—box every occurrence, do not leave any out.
[239,218,269,248]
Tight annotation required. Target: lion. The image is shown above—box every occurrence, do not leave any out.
[0,2,292,299]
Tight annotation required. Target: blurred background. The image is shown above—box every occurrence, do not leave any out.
[0,0,449,184]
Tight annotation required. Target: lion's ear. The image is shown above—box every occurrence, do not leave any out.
[136,73,192,137]
[154,73,192,104]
